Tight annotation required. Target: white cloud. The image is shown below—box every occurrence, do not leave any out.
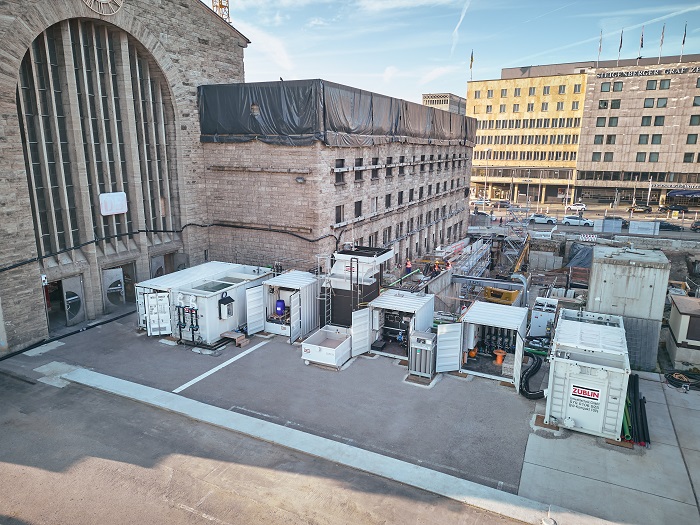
[233,20,295,72]
[306,17,328,27]
[382,66,400,83]
[419,65,461,85]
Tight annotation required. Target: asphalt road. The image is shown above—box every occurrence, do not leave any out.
[0,371,519,525]
[482,202,700,239]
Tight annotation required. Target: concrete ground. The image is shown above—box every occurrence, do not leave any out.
[2,314,538,494]
[519,372,700,525]
[2,313,700,524]
[0,372,514,525]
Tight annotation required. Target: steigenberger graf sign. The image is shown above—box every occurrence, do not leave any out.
[597,66,700,78]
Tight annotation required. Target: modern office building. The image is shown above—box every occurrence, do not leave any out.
[468,55,700,206]
[467,71,585,205]
[422,93,467,115]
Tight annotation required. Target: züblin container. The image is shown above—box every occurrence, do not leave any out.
[545,309,630,441]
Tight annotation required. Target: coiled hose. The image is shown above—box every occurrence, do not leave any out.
[664,371,700,391]
[519,351,545,399]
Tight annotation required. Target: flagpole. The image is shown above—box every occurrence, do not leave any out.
[681,22,687,62]
[597,30,602,68]
[637,25,644,65]
[658,24,665,64]
[617,29,623,67]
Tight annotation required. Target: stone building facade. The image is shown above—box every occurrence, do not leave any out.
[201,139,473,272]
[0,2,474,354]
[199,81,475,274]
[0,0,248,351]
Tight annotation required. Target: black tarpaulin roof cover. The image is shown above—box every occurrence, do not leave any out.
[198,79,476,147]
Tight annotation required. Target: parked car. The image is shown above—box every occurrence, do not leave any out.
[627,204,652,213]
[471,198,491,207]
[691,220,700,232]
[659,204,689,213]
[562,215,594,226]
[606,216,629,228]
[565,202,587,212]
[473,210,497,221]
[528,213,557,225]
[491,199,511,209]
[658,221,683,231]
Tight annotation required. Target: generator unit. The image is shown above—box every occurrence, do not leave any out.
[545,309,630,441]
[408,331,437,378]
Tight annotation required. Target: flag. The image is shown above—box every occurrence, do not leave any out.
[640,26,644,49]
[619,29,624,51]
[660,24,665,47]
[598,30,603,54]
[470,49,474,70]
[683,23,687,46]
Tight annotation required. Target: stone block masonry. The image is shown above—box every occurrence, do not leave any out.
[0,0,248,352]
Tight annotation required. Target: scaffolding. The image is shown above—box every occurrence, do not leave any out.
[211,0,231,23]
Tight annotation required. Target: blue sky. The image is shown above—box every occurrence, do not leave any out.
[201,1,700,103]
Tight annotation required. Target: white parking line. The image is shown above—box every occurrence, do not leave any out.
[172,341,268,393]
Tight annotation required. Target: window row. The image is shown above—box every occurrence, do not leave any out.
[477,133,579,145]
[482,100,579,113]
[474,84,581,99]
[593,134,664,145]
[333,154,467,183]
[335,201,459,227]
[476,117,581,130]
[474,149,577,161]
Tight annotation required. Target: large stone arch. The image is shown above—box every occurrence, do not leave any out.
[0,0,248,352]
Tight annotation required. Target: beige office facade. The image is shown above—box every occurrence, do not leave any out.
[468,55,700,206]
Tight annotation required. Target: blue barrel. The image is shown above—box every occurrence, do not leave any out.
[275,299,285,316]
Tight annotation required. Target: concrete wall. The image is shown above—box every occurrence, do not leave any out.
[0,0,247,352]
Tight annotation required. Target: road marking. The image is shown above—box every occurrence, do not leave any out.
[172,341,267,393]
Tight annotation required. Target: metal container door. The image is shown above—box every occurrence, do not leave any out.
[289,291,301,343]
[513,332,524,393]
[436,323,463,373]
[351,308,371,357]
[102,268,125,313]
[245,286,265,335]
[146,292,172,336]
[63,275,86,326]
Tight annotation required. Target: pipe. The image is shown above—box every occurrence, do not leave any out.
[519,351,545,400]
[383,268,421,289]
[640,396,651,446]
[622,409,632,441]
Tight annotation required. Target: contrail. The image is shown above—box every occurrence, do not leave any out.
[451,0,472,55]
[508,4,700,66]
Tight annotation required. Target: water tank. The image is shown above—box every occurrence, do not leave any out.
[276,299,286,316]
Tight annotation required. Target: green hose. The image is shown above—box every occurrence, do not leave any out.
[524,347,548,356]
[623,404,632,441]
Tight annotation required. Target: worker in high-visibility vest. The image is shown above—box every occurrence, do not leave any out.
[405,259,412,275]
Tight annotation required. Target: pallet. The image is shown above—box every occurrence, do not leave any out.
[534,414,560,431]
[221,331,247,344]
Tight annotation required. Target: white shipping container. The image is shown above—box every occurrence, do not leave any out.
[587,246,670,321]
[246,270,319,343]
[545,309,630,441]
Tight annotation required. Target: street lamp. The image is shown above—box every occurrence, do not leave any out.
[484,148,491,200]
[526,169,531,207]
[538,169,543,213]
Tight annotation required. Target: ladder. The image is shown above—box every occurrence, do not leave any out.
[316,254,333,327]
